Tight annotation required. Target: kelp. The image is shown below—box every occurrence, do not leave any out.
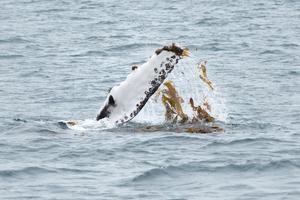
[189,98,215,123]
[155,60,222,133]
[185,126,223,133]
[198,61,214,90]
[159,82,215,124]
[161,80,188,123]
[66,120,79,126]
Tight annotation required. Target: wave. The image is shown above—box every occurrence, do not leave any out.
[122,134,204,149]
[69,50,108,57]
[204,137,287,148]
[0,36,30,44]
[260,49,283,55]
[0,54,24,59]
[229,121,284,130]
[35,8,67,13]
[106,42,162,52]
[132,159,300,182]
[0,167,57,178]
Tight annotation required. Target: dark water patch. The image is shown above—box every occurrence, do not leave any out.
[70,16,91,21]
[288,70,300,76]
[55,167,98,174]
[124,135,204,148]
[69,50,108,57]
[35,8,67,13]
[106,43,161,52]
[0,54,24,59]
[86,36,104,41]
[94,20,116,25]
[37,128,61,135]
[25,143,62,152]
[201,43,224,52]
[0,37,30,44]
[195,17,220,26]
[110,34,133,39]
[204,137,288,148]
[229,121,284,131]
[13,118,27,123]
[0,167,57,178]
[280,43,299,48]
[218,183,254,191]
[260,49,284,55]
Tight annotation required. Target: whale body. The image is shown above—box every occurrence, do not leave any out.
[97,44,188,124]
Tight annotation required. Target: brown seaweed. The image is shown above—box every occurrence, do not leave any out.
[161,81,188,122]
[189,98,215,123]
[198,61,214,90]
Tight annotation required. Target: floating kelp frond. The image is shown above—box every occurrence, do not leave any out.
[181,48,190,57]
[198,61,214,90]
[66,120,80,126]
[185,126,223,133]
[189,98,215,123]
[161,80,188,123]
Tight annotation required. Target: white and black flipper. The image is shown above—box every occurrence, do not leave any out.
[96,43,189,124]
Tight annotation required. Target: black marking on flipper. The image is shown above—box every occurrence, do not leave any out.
[109,95,116,106]
[96,105,111,120]
[96,95,116,121]
[132,65,138,70]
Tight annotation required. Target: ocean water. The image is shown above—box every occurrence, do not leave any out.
[1,0,300,199]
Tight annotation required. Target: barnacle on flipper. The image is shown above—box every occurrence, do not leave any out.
[198,61,214,90]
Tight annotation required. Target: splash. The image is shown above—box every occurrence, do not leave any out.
[66,46,227,133]
[135,57,227,126]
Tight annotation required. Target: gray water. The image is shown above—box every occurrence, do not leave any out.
[1,0,300,199]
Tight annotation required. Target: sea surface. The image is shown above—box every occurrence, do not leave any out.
[1,0,300,199]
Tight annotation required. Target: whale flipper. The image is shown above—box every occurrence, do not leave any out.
[97,43,189,124]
